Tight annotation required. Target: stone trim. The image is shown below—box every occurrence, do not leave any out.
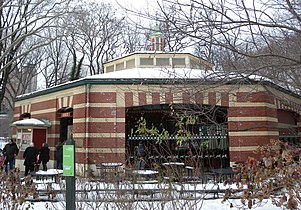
[229,146,259,151]
[229,131,279,136]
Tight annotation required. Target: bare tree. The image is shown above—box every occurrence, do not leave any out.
[62,2,125,76]
[152,0,301,92]
[0,0,73,109]
[39,26,72,88]
[119,3,193,53]
[121,22,148,54]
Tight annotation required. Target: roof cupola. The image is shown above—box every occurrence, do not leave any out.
[150,26,164,51]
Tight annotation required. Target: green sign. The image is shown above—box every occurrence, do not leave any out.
[63,145,75,176]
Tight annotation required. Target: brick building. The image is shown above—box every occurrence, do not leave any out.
[11,35,301,174]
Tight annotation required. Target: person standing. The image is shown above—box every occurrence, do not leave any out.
[39,143,50,171]
[23,143,38,176]
[55,142,63,169]
[3,139,19,173]
[135,142,146,170]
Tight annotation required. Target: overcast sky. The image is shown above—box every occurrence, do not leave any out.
[111,0,161,15]
[114,0,150,9]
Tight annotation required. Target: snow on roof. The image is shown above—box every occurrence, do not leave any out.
[16,66,296,101]
[15,67,222,99]
[85,67,210,80]
[11,118,51,127]
[84,67,260,84]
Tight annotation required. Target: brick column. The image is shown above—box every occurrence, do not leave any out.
[228,91,279,165]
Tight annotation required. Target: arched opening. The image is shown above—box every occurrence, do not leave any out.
[125,104,229,171]
[278,109,300,145]
[57,107,73,143]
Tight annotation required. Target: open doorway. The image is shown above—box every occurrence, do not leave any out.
[125,104,229,170]
[57,107,73,143]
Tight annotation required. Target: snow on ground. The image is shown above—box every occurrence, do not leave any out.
[16,170,289,210]
[26,198,283,210]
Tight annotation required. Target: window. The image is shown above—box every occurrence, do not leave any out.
[116,62,124,71]
[17,128,32,150]
[156,58,170,66]
[155,37,160,50]
[172,58,185,67]
[126,59,135,69]
[140,58,154,66]
[106,65,114,72]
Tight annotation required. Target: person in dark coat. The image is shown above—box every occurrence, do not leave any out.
[3,138,19,173]
[39,143,50,171]
[135,142,146,170]
[23,143,38,176]
[55,142,63,169]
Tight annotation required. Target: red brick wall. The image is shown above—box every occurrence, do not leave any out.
[228,121,278,132]
[86,138,125,148]
[14,83,301,168]
[125,92,133,107]
[236,91,274,103]
[73,93,86,104]
[208,92,216,105]
[221,92,229,107]
[152,92,160,104]
[165,92,173,104]
[195,92,203,104]
[31,99,56,111]
[138,93,147,105]
[227,91,279,163]
[89,92,116,103]
[230,136,277,147]
[228,106,277,118]
[230,151,266,163]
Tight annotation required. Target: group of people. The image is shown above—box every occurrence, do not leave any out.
[1,139,50,176]
[23,142,50,176]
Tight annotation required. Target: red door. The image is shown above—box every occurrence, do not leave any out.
[33,129,46,149]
